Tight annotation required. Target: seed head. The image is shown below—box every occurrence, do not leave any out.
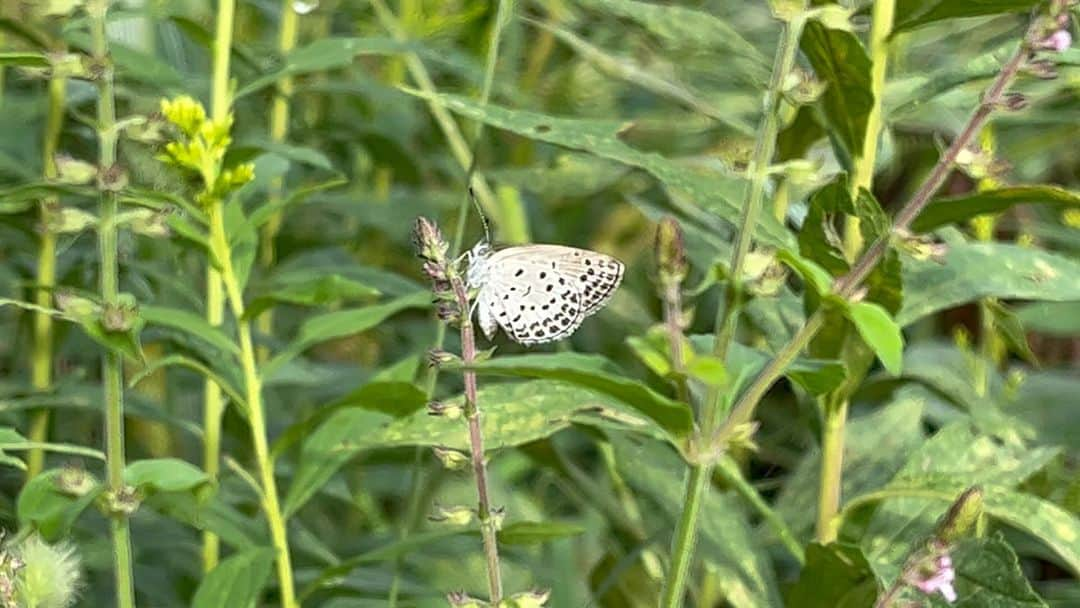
[655,217,688,287]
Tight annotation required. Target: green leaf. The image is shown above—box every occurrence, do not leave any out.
[401,89,794,249]
[575,0,768,68]
[785,543,878,608]
[466,353,693,440]
[18,469,102,541]
[192,547,276,608]
[611,434,782,607]
[498,521,586,546]
[0,51,48,66]
[985,300,1037,365]
[846,301,904,375]
[237,37,415,98]
[899,240,1080,326]
[140,305,239,355]
[264,291,431,379]
[939,534,1048,607]
[892,0,1040,33]
[124,458,209,493]
[913,186,1080,233]
[246,274,381,319]
[800,22,873,168]
[1015,301,1080,337]
[127,354,246,414]
[531,19,754,134]
[778,248,836,296]
[280,381,427,515]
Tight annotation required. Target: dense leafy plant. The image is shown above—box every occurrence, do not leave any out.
[0,0,1078,606]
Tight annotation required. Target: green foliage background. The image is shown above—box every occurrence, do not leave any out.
[0,0,1078,606]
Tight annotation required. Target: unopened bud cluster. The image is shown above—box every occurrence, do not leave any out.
[655,217,688,289]
[413,217,464,323]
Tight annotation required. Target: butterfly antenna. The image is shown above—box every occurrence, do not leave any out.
[469,185,492,244]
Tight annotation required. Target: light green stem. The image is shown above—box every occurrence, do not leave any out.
[661,9,807,605]
[819,0,894,544]
[257,0,300,362]
[89,0,136,605]
[202,0,235,573]
[659,462,711,608]
[207,202,298,608]
[28,74,67,479]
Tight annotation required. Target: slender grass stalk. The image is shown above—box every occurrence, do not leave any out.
[206,202,298,607]
[256,0,300,363]
[660,8,807,606]
[390,4,514,603]
[27,74,68,479]
[816,0,895,545]
[712,12,1043,453]
[201,0,235,573]
[369,0,507,233]
[88,1,136,605]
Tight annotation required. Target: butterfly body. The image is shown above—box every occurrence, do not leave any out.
[465,242,624,345]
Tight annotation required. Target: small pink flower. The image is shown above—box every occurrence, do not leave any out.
[913,555,957,603]
[1041,29,1072,52]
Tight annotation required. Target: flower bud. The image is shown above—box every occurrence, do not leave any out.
[486,506,506,531]
[104,485,141,516]
[432,446,470,470]
[935,486,983,544]
[123,113,168,144]
[160,95,207,137]
[655,217,688,287]
[500,589,551,608]
[413,216,449,266]
[53,154,98,185]
[427,400,464,420]
[1001,92,1029,111]
[1025,58,1058,79]
[98,162,129,192]
[56,465,97,497]
[46,52,91,79]
[1036,29,1072,52]
[45,206,97,234]
[429,503,474,526]
[101,298,138,333]
[55,291,100,318]
[447,590,487,608]
[427,349,461,368]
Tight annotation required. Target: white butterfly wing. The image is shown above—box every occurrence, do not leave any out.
[476,245,623,345]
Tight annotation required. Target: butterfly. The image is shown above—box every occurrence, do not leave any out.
[464,242,625,345]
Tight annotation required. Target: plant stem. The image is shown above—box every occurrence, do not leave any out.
[816,396,847,542]
[201,0,235,573]
[707,9,807,425]
[370,0,504,229]
[28,74,67,479]
[658,462,710,608]
[449,276,504,603]
[257,0,300,362]
[207,202,298,608]
[662,281,690,404]
[818,0,895,545]
[661,10,807,606]
[89,1,136,605]
[715,457,805,564]
[713,20,1037,451]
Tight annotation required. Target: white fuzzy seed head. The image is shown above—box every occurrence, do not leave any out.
[15,535,82,608]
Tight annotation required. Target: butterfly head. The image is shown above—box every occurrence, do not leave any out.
[465,240,494,288]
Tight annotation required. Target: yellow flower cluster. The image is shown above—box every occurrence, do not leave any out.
[157,96,254,206]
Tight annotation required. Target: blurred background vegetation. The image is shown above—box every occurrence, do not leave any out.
[0,0,1078,606]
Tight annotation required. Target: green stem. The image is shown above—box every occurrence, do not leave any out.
[659,462,711,608]
[28,74,67,479]
[820,0,895,544]
[89,0,136,605]
[816,397,848,542]
[257,0,300,362]
[370,0,505,231]
[202,0,235,573]
[661,10,807,605]
[207,202,298,608]
[706,10,807,428]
